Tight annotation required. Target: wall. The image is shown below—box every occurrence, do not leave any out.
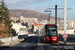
[0,36,18,43]
[58,29,75,35]
[0,34,36,43]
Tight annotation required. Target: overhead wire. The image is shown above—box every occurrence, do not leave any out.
[45,0,52,11]
[58,0,75,18]
[68,2,75,8]
[56,0,57,5]
[44,0,52,21]
[44,0,52,14]
[48,0,52,8]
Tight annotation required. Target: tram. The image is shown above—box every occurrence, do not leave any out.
[42,24,58,43]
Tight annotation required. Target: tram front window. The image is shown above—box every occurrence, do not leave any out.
[47,28,57,36]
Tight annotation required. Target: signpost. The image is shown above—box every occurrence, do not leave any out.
[62,34,68,39]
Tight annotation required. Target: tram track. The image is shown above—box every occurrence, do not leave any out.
[38,35,70,50]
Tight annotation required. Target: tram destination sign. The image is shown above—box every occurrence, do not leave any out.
[47,26,56,28]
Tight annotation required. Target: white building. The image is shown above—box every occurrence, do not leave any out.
[19,16,24,21]
[12,23,28,35]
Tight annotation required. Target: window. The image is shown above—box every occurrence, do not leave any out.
[46,27,57,36]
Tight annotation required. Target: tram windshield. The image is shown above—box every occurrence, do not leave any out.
[46,27,57,36]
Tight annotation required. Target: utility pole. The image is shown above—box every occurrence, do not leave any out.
[48,13,50,21]
[64,0,67,44]
[2,0,3,2]
[55,5,57,24]
[47,11,51,24]
[44,10,51,24]
[47,5,58,25]
[47,5,71,25]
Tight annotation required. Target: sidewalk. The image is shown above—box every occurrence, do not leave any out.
[0,34,36,47]
[0,38,24,47]
[59,41,75,49]
[59,41,75,45]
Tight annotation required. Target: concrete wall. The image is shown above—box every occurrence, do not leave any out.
[0,34,36,43]
[0,36,18,43]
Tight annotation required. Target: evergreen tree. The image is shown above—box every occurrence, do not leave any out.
[0,0,12,34]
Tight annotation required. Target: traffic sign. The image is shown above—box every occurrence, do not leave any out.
[62,34,68,39]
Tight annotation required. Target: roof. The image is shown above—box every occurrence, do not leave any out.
[33,24,44,25]
[46,24,57,26]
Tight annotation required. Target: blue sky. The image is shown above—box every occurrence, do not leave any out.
[4,0,75,20]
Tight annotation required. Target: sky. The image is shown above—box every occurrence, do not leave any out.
[4,0,75,20]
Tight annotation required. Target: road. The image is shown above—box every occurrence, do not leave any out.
[0,33,75,50]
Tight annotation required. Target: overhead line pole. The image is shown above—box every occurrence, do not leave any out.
[48,6,71,25]
[64,0,67,44]
[44,10,51,24]
[55,5,57,25]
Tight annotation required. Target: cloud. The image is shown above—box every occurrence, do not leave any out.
[4,0,51,9]
[28,7,46,10]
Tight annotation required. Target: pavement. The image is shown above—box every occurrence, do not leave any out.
[59,41,75,45]
[0,35,38,50]
[0,34,36,47]
[0,38,24,47]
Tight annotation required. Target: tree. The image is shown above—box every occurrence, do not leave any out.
[0,0,12,34]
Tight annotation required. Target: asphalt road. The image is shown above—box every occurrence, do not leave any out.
[0,34,75,50]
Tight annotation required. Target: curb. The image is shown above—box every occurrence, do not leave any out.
[58,41,68,46]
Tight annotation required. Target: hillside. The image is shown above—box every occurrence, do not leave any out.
[9,9,55,20]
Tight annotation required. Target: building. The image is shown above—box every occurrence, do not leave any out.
[19,16,24,21]
[12,23,28,35]
[32,24,44,33]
